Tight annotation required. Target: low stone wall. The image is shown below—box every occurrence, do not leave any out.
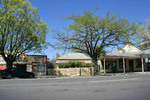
[47,67,94,76]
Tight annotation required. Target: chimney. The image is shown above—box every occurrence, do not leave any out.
[56,53,60,61]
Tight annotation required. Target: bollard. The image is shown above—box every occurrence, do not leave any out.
[80,68,81,76]
[90,67,92,76]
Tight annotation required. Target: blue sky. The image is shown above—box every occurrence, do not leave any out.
[28,0,150,59]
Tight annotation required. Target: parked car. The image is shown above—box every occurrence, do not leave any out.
[0,68,35,79]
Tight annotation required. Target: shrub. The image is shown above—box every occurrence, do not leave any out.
[58,61,93,68]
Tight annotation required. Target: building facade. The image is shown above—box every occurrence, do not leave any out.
[100,44,150,73]
[56,44,150,74]
[0,55,6,70]
[0,54,47,75]
[56,53,91,64]
[55,53,92,75]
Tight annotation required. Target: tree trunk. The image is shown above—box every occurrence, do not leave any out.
[92,58,99,75]
[6,60,13,69]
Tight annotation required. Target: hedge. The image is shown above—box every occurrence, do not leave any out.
[58,61,93,68]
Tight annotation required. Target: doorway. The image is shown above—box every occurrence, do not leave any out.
[129,60,134,72]
[148,62,150,71]
[33,65,38,75]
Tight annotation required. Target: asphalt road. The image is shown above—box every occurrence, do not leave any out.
[0,74,150,100]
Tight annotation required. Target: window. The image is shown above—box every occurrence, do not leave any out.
[119,59,123,68]
[102,60,117,70]
[38,65,45,72]
[105,61,112,70]
[136,59,142,68]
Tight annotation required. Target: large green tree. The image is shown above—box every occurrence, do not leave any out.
[0,0,49,68]
[136,19,150,48]
[53,10,138,74]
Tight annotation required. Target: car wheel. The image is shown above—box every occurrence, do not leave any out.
[28,74,34,78]
[6,74,12,79]
[2,77,6,79]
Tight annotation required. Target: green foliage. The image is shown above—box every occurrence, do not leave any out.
[0,0,49,68]
[58,61,93,68]
[53,9,138,55]
[53,9,138,73]
[136,19,150,48]
[47,59,56,69]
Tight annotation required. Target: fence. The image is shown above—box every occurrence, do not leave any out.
[47,67,94,76]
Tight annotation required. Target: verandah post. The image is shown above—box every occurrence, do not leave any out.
[141,58,144,72]
[123,57,125,74]
[104,57,106,74]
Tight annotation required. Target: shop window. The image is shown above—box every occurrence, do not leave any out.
[102,60,117,71]
[105,61,112,70]
[136,59,142,68]
[119,59,123,68]
[119,59,126,68]
[102,61,115,70]
[38,65,45,72]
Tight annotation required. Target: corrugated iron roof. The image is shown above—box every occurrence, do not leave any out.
[57,53,91,60]
[143,48,150,53]
[103,52,150,58]
[105,53,142,58]
[109,44,143,55]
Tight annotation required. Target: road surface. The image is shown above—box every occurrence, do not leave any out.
[0,74,150,100]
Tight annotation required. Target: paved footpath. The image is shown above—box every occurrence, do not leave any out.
[36,72,150,79]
